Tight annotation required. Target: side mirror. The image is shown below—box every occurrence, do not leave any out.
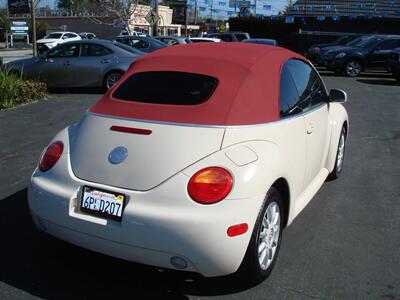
[329,89,347,103]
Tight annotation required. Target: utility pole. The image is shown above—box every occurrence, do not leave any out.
[194,0,198,24]
[31,0,37,56]
[185,0,188,36]
[254,0,256,16]
[153,0,158,36]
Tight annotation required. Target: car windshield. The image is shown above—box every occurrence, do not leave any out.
[45,33,63,39]
[346,36,363,46]
[113,42,143,54]
[113,71,218,105]
[352,36,381,48]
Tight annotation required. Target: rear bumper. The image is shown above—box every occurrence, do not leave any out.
[28,153,262,277]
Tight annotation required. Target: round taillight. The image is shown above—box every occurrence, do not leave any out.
[187,167,233,204]
[39,141,63,172]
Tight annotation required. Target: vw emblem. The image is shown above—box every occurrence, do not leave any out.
[108,146,128,164]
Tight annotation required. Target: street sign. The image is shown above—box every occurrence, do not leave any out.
[145,9,160,26]
[10,21,29,35]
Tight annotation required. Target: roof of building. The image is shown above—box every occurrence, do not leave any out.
[90,43,305,126]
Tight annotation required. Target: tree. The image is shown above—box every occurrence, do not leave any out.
[82,0,141,35]
[0,9,8,31]
[57,0,90,16]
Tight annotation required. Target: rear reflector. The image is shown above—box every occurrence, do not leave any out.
[227,223,248,237]
[110,126,152,135]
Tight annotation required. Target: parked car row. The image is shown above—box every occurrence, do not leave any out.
[5,30,283,90]
[308,34,400,81]
[5,40,143,90]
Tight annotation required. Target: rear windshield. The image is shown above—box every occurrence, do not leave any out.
[113,71,218,105]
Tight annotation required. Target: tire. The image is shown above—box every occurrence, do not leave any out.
[235,187,284,285]
[344,59,362,77]
[328,126,346,180]
[103,71,123,90]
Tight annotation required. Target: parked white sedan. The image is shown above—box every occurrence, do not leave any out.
[28,43,348,284]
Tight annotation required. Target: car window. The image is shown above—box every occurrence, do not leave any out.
[128,39,150,49]
[113,71,218,105]
[113,42,143,55]
[210,34,233,42]
[45,33,62,39]
[285,59,327,112]
[235,34,248,41]
[47,44,80,58]
[162,38,178,46]
[81,44,112,56]
[280,63,302,117]
[375,39,397,51]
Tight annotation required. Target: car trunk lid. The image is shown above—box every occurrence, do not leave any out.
[69,113,225,191]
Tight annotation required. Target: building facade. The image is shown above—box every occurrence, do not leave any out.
[287,0,400,18]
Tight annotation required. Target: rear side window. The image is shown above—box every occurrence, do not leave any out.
[280,63,301,117]
[113,72,218,105]
[128,39,150,49]
[213,34,233,42]
[235,34,248,41]
[81,44,112,56]
[286,59,327,110]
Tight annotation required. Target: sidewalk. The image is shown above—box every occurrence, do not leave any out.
[0,49,33,64]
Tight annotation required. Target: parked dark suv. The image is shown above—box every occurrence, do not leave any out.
[388,47,400,83]
[307,35,361,61]
[204,32,250,42]
[320,34,400,77]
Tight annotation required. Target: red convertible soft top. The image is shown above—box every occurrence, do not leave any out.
[90,43,305,126]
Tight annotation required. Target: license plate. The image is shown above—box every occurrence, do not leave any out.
[81,186,125,221]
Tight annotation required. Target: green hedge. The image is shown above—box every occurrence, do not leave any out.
[0,70,48,110]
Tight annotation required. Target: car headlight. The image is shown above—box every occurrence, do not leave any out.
[335,52,347,59]
[311,47,320,53]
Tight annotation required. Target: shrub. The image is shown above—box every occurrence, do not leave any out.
[0,70,48,109]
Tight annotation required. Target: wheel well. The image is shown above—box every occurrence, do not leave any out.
[272,178,290,228]
[103,69,124,80]
[343,121,348,138]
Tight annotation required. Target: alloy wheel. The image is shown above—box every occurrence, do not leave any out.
[346,61,361,77]
[336,131,345,173]
[105,73,122,89]
[258,201,281,270]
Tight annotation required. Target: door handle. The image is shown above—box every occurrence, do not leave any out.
[100,59,111,64]
[63,61,72,66]
[307,123,315,134]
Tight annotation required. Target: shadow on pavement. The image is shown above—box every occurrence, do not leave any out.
[0,189,255,299]
[357,79,399,86]
[48,87,104,95]
[317,69,394,79]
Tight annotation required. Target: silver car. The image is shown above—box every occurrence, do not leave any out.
[5,40,143,90]
[154,36,191,46]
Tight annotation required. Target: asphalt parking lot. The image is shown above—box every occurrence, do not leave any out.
[0,71,399,300]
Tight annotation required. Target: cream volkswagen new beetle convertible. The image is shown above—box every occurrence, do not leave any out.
[29,43,348,283]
